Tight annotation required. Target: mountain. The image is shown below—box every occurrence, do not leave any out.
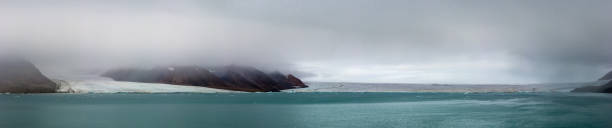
[571,70,612,93]
[571,81,612,93]
[600,71,612,80]
[288,74,307,87]
[0,58,58,93]
[267,72,307,89]
[103,66,227,87]
[102,65,308,92]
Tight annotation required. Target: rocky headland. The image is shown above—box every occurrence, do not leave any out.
[0,58,58,93]
[571,71,612,93]
[571,81,612,93]
[599,71,612,80]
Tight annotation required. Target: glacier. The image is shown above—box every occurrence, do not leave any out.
[56,80,235,93]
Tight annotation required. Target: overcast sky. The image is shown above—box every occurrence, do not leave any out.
[1,0,611,84]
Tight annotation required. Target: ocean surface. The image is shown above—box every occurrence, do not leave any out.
[1,92,611,128]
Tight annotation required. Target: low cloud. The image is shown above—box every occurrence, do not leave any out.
[1,0,611,84]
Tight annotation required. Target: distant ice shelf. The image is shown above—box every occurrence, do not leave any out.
[286,81,605,93]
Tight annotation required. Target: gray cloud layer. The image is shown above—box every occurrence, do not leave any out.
[1,0,611,84]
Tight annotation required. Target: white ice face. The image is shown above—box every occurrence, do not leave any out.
[56,79,235,93]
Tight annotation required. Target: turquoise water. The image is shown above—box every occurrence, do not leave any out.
[1,92,611,128]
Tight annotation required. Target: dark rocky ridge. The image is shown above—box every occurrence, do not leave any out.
[0,58,58,93]
[572,70,612,93]
[571,80,612,93]
[102,65,308,92]
[600,71,612,80]
[288,74,306,87]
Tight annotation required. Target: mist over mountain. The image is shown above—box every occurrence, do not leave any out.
[101,65,307,92]
[1,0,611,84]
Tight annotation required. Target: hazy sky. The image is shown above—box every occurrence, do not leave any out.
[1,0,611,84]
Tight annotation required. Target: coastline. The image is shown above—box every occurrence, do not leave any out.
[49,80,604,94]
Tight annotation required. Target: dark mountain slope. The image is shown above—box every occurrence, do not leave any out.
[0,58,57,93]
[103,65,307,92]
